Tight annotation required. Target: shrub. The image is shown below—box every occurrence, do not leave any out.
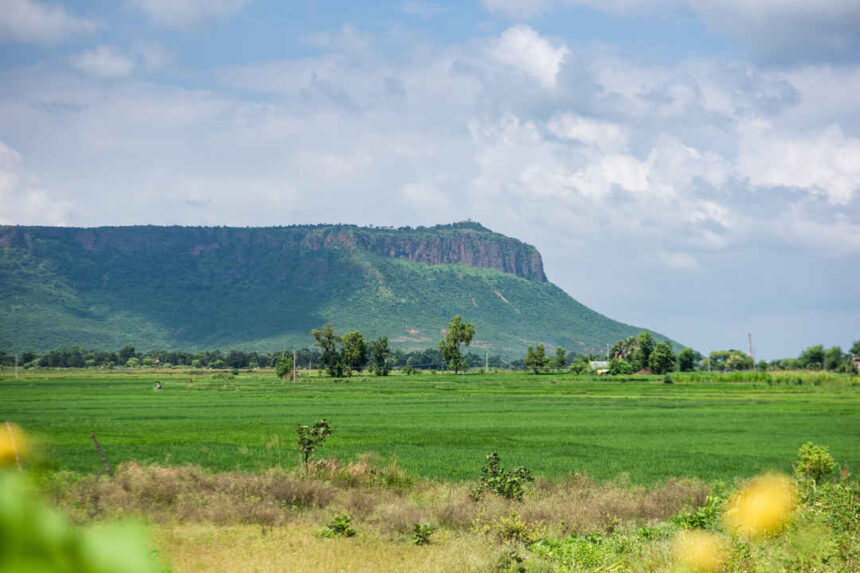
[795,442,836,483]
[317,513,356,538]
[412,522,434,545]
[471,453,534,502]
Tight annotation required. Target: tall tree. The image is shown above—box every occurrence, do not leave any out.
[677,348,696,372]
[525,344,550,374]
[824,346,843,371]
[648,342,676,374]
[312,324,343,377]
[798,345,825,370]
[369,337,391,376]
[554,346,567,370]
[632,332,655,371]
[439,315,475,373]
[342,331,368,373]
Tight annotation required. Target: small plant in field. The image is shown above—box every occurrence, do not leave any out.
[795,442,836,483]
[297,419,332,476]
[471,452,534,502]
[671,495,724,530]
[317,513,356,538]
[412,522,434,545]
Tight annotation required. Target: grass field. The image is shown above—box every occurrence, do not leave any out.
[2,369,859,483]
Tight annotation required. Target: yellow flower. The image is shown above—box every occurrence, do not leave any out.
[0,422,28,467]
[673,530,727,572]
[723,473,795,537]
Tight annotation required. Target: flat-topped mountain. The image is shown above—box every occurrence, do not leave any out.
[0,222,672,356]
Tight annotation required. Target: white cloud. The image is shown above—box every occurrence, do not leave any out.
[0,0,96,44]
[547,114,629,151]
[130,0,251,27]
[490,26,568,89]
[657,250,700,270]
[70,46,135,78]
[401,181,452,210]
[0,141,70,225]
[737,123,860,204]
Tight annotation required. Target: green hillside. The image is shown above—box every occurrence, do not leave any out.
[0,223,673,356]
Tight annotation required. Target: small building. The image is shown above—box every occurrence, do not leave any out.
[854,356,860,372]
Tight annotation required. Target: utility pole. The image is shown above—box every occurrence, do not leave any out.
[292,350,297,382]
[485,350,489,373]
[14,353,18,379]
[748,333,755,369]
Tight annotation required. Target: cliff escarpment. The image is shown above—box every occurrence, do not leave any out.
[0,222,546,282]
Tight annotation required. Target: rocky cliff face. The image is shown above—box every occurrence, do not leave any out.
[0,222,547,282]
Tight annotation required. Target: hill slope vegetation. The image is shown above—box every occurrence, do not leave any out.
[0,223,671,356]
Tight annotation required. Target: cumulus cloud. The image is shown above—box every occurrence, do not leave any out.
[547,114,629,151]
[737,123,860,205]
[0,141,70,225]
[0,0,96,44]
[130,0,251,27]
[70,45,135,78]
[490,26,569,88]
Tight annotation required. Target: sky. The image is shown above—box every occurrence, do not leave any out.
[1,0,859,360]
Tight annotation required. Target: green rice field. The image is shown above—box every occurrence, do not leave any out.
[2,370,859,483]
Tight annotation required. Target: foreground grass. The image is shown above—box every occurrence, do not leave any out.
[156,523,497,573]
[3,369,860,482]
[35,458,858,572]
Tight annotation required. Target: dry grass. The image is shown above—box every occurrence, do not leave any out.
[155,523,498,573]
[48,460,708,540]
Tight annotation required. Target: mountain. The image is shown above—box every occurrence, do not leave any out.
[0,222,674,357]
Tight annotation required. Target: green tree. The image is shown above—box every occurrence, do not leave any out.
[296,419,332,476]
[341,331,368,373]
[569,356,592,374]
[524,344,550,374]
[632,332,655,371]
[648,342,676,374]
[608,357,632,375]
[312,324,344,377]
[439,315,475,373]
[554,346,567,370]
[118,345,136,364]
[677,348,696,372]
[824,346,843,371]
[608,336,637,361]
[798,345,825,370]
[851,340,860,357]
[756,360,769,372]
[369,337,391,376]
[276,354,293,380]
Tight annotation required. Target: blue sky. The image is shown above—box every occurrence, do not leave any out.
[1,0,859,359]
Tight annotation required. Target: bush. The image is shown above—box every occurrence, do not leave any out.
[412,522,434,545]
[317,513,356,538]
[471,453,534,502]
[795,442,836,483]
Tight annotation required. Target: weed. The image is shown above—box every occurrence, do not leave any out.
[412,522,434,545]
[316,513,356,538]
[472,453,534,502]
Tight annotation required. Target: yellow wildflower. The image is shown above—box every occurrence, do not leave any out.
[723,473,795,537]
[673,530,727,572]
[0,422,27,467]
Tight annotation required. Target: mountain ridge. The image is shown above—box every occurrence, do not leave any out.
[0,222,675,356]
